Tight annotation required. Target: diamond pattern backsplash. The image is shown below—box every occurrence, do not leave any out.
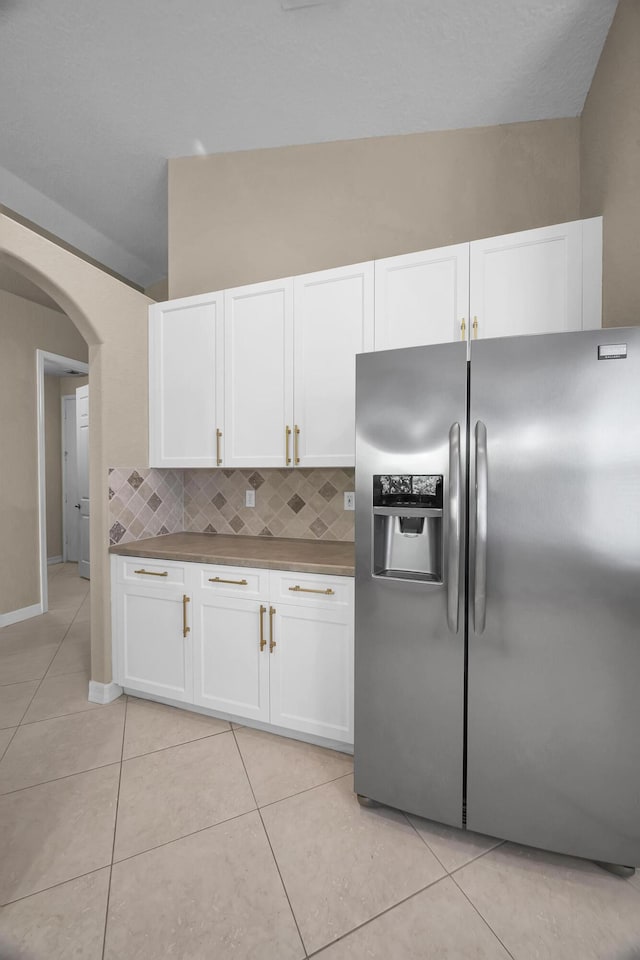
[108,468,184,546]
[108,467,355,546]
[183,468,355,541]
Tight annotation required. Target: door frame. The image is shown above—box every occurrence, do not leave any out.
[61,393,79,563]
[36,350,88,612]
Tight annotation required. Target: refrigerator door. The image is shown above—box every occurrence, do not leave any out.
[467,328,640,866]
[355,342,467,825]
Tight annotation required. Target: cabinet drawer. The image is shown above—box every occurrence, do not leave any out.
[197,563,269,600]
[118,557,187,587]
[270,571,353,610]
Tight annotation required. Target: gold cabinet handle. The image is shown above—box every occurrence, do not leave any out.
[289,584,335,596]
[285,425,292,466]
[473,316,479,339]
[182,595,191,638]
[134,568,168,577]
[216,428,223,466]
[259,604,267,652]
[269,605,276,652]
[460,318,466,340]
[208,576,248,586]
[294,424,300,465]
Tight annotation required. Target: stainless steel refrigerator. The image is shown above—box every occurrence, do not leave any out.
[354,328,640,869]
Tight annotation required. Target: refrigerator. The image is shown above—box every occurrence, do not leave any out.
[354,328,640,869]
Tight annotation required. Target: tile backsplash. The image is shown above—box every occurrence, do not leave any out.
[108,468,184,546]
[108,467,355,546]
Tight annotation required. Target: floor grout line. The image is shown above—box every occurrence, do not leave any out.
[449,870,518,960]
[232,726,309,958]
[121,725,233,762]
[305,872,452,958]
[257,770,354,812]
[101,696,128,960]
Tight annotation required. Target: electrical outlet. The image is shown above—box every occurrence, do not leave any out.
[245,489,256,508]
[344,491,355,511]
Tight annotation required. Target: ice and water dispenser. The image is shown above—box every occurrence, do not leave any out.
[372,474,443,583]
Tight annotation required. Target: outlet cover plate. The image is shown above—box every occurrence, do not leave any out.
[344,492,355,511]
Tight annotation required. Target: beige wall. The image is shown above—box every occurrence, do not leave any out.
[144,278,169,302]
[0,212,150,683]
[44,375,63,560]
[0,290,87,613]
[169,117,581,297]
[581,0,640,328]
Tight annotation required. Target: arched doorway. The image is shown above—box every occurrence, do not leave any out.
[0,211,151,696]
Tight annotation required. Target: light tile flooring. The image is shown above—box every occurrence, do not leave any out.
[1,564,639,959]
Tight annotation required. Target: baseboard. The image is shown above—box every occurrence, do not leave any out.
[88,681,124,704]
[47,556,63,566]
[0,603,43,628]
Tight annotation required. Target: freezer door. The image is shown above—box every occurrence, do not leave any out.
[467,328,640,866]
[354,342,467,825]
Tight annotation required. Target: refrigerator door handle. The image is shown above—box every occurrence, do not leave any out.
[447,422,461,633]
[474,420,488,634]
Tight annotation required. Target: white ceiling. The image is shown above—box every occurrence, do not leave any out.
[0,0,617,288]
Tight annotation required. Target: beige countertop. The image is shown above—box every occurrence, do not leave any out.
[109,532,355,577]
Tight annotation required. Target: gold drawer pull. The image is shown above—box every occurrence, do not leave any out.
[473,316,479,339]
[216,428,223,466]
[259,604,267,651]
[289,585,335,596]
[460,318,466,340]
[269,605,276,652]
[285,425,292,466]
[134,569,168,577]
[294,424,300,465]
[182,595,191,638]
[208,576,248,586]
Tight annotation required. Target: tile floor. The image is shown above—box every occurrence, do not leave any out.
[1,563,639,958]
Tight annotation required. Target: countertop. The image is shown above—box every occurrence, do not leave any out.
[109,532,355,577]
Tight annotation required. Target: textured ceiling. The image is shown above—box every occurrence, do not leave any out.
[0,0,617,286]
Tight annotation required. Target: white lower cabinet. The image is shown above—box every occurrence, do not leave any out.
[115,579,193,703]
[112,556,354,747]
[194,594,270,722]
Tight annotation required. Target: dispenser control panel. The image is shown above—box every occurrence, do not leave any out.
[373,475,443,509]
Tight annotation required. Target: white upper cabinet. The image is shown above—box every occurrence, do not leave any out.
[149,293,224,467]
[293,263,374,467]
[374,218,602,350]
[469,220,587,341]
[374,243,470,350]
[224,278,294,468]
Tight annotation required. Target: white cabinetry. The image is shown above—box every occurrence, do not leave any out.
[113,559,193,702]
[374,243,469,350]
[149,293,224,467]
[112,556,354,747]
[224,278,294,468]
[374,218,602,350]
[293,262,374,467]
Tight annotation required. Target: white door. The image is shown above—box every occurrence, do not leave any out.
[193,594,270,722]
[224,279,294,468]
[117,585,193,702]
[76,384,90,579]
[148,293,224,467]
[293,263,374,467]
[269,603,353,744]
[374,243,470,350]
[62,395,79,562]
[469,220,584,341]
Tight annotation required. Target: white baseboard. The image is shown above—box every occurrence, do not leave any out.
[47,556,63,566]
[88,681,123,704]
[0,603,43,628]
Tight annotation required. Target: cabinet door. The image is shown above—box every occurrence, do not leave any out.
[116,584,193,702]
[193,594,270,722]
[269,603,353,744]
[224,279,293,468]
[149,293,224,467]
[374,244,470,350]
[469,221,584,341]
[294,263,374,467]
